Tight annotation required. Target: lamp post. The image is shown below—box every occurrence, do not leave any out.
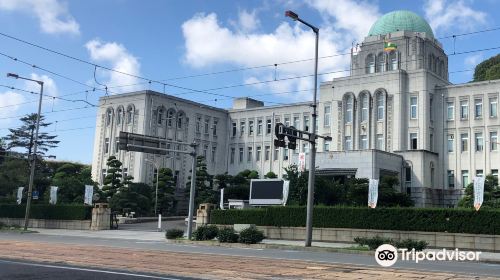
[285,10,319,247]
[7,73,44,231]
[145,158,160,215]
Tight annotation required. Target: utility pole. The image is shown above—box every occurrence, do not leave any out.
[186,142,198,240]
[7,73,44,231]
[285,10,319,247]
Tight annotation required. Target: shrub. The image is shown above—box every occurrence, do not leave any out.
[211,207,500,235]
[393,239,428,251]
[193,225,219,241]
[217,227,239,243]
[165,229,184,239]
[354,236,392,250]
[238,227,265,244]
[0,204,92,220]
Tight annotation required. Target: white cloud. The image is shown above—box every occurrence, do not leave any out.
[464,53,484,68]
[0,91,25,125]
[0,0,80,35]
[236,9,261,33]
[182,12,352,101]
[424,0,487,33]
[24,73,58,97]
[85,39,142,94]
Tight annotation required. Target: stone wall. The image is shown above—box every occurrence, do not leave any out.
[1,217,91,230]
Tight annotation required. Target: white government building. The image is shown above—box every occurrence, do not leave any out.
[92,11,499,207]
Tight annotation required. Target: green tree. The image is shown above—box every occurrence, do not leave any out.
[188,156,216,205]
[109,182,153,216]
[48,163,98,204]
[102,156,132,198]
[284,164,308,205]
[2,113,59,156]
[0,159,28,198]
[154,168,176,215]
[473,54,500,82]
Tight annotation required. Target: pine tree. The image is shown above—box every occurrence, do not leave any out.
[187,156,216,205]
[154,168,176,215]
[2,113,59,156]
[102,156,130,198]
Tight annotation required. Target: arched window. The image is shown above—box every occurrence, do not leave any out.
[345,95,354,123]
[116,107,123,125]
[157,107,164,125]
[177,112,184,129]
[126,105,134,124]
[433,56,437,72]
[105,109,113,126]
[376,92,384,120]
[428,54,433,70]
[366,54,375,74]
[440,61,445,77]
[388,51,398,70]
[361,93,369,122]
[167,109,175,127]
[376,53,385,73]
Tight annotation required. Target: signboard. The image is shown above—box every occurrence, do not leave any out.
[84,185,94,205]
[17,187,24,205]
[119,131,169,155]
[298,152,306,172]
[32,190,39,200]
[49,186,58,205]
[368,179,379,208]
[473,176,485,211]
[250,179,289,205]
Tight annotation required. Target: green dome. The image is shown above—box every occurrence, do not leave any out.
[368,10,434,38]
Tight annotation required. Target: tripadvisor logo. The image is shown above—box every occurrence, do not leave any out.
[375,244,481,267]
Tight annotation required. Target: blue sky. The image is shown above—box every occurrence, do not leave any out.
[0,0,498,164]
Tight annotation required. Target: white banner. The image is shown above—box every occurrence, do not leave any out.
[282,180,290,206]
[84,185,94,205]
[49,186,58,205]
[298,152,306,172]
[219,188,224,210]
[17,187,24,205]
[368,179,379,208]
[473,176,485,211]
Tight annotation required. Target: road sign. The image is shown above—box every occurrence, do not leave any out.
[32,191,39,200]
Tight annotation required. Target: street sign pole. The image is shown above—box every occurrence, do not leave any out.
[187,142,198,239]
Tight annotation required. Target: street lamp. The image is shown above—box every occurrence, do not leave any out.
[285,10,319,247]
[145,158,160,216]
[7,73,44,231]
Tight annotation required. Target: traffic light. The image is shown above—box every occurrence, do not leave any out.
[287,126,298,150]
[274,122,286,148]
[118,131,129,151]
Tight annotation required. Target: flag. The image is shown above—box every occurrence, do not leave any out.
[17,187,24,205]
[384,41,397,52]
[84,185,94,205]
[49,186,58,205]
[473,176,485,211]
[282,180,290,206]
[368,179,379,208]
[219,188,224,210]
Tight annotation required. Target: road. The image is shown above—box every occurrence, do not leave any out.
[1,231,499,279]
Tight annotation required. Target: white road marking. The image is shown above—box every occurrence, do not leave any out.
[0,259,185,280]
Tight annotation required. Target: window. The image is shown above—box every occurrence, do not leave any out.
[257,119,263,135]
[264,146,270,160]
[490,131,498,151]
[247,147,253,162]
[153,168,158,182]
[360,135,368,149]
[476,170,483,177]
[157,108,164,125]
[274,148,279,161]
[430,96,434,121]
[239,148,244,163]
[249,120,254,136]
[232,122,237,137]
[106,109,112,126]
[346,96,353,123]
[475,132,483,151]
[284,116,290,127]
[266,119,272,134]
[303,143,310,154]
[293,116,300,128]
[324,105,331,127]
[345,136,352,150]
[361,95,368,122]
[461,133,469,152]
[211,146,216,163]
[303,116,310,131]
[410,96,418,119]
[376,134,384,150]
[283,148,289,161]
[115,137,119,153]
[196,116,202,133]
[324,140,330,152]
[388,51,397,70]
[203,145,208,159]
[104,137,110,154]
[448,170,455,188]
[474,98,483,119]
[117,107,123,125]
[177,112,183,129]
[204,118,210,134]
[405,167,411,189]
[213,119,218,136]
[460,100,469,119]
[123,168,128,179]
[377,94,384,120]
[167,110,175,127]
[462,170,469,187]
[101,169,107,183]
[240,121,245,136]
[410,133,418,150]
[447,102,454,120]
[376,52,385,72]
[366,54,375,74]
[256,146,261,161]
[126,106,133,124]
[230,148,235,164]
[430,162,435,188]
[490,98,498,118]
[447,134,454,152]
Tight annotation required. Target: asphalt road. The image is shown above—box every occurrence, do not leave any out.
[1,232,500,277]
[0,259,197,280]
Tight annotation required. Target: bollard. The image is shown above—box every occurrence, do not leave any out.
[158,214,162,232]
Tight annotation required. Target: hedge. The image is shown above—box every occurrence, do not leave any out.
[210,206,500,235]
[0,204,92,220]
